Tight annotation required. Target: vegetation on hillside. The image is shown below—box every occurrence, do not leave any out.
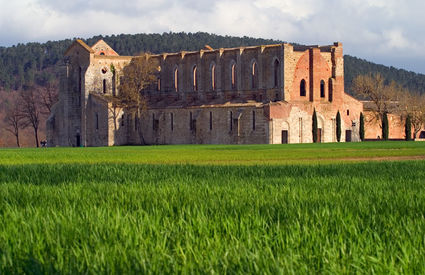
[2,32,425,146]
[344,55,425,94]
[1,32,425,94]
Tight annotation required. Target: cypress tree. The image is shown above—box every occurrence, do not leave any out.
[312,109,318,143]
[382,112,389,140]
[405,115,412,141]
[359,112,365,141]
[336,111,341,142]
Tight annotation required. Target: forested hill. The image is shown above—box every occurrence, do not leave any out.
[1,31,425,94]
[344,55,425,94]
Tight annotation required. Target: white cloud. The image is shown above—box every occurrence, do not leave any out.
[1,0,425,73]
[384,29,409,50]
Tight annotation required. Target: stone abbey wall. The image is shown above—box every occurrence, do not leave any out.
[47,39,364,147]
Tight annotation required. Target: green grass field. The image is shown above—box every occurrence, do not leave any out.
[1,142,425,273]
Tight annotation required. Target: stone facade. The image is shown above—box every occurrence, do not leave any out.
[47,39,365,147]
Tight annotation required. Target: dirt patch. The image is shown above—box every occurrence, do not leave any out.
[330,155,425,162]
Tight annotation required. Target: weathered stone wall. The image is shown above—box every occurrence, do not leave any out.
[47,39,365,147]
[139,104,268,145]
[364,112,404,140]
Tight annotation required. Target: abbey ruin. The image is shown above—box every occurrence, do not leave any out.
[47,39,365,146]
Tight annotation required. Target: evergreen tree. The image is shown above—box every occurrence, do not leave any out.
[382,112,389,140]
[312,109,318,143]
[336,111,341,142]
[405,115,412,141]
[359,112,365,141]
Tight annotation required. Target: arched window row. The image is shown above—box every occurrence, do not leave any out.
[159,59,282,92]
[299,79,334,101]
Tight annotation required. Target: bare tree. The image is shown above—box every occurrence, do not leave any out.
[115,53,158,144]
[400,93,425,139]
[352,73,400,128]
[3,99,28,147]
[19,90,42,147]
[38,80,59,115]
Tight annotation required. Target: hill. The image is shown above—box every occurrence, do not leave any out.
[1,32,425,94]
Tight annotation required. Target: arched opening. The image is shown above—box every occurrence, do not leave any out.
[251,62,258,89]
[209,112,213,130]
[320,80,325,98]
[274,59,280,88]
[231,63,236,90]
[193,66,198,91]
[328,78,333,102]
[78,67,82,93]
[174,67,178,92]
[157,77,161,92]
[76,134,81,147]
[112,71,116,96]
[211,64,216,91]
[95,113,99,130]
[157,66,161,92]
[300,79,306,97]
[252,110,256,130]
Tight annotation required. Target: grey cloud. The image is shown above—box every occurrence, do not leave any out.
[1,0,425,73]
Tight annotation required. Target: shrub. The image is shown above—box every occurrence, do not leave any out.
[360,112,365,141]
[312,109,318,143]
[336,111,341,142]
[405,115,412,141]
[382,112,389,140]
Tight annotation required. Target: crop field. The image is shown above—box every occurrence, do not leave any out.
[1,142,425,273]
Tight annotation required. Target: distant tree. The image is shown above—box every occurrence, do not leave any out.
[19,89,42,147]
[382,112,389,140]
[116,53,158,144]
[359,112,365,141]
[3,97,28,147]
[312,109,318,143]
[336,111,341,142]
[38,79,59,115]
[400,93,425,139]
[405,115,412,141]
[352,73,400,130]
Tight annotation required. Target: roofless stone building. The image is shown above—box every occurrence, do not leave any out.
[47,39,363,146]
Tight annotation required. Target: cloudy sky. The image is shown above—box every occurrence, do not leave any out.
[1,0,425,73]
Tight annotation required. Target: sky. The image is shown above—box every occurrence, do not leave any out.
[1,0,425,74]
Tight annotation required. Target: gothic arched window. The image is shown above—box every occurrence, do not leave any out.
[320,80,325,98]
[274,59,280,88]
[300,79,306,97]
[251,62,258,89]
[193,66,198,91]
[328,78,333,102]
[231,63,236,90]
[174,67,178,92]
[211,64,216,91]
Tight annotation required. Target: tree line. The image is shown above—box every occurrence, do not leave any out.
[1,32,425,146]
[2,81,58,147]
[351,73,425,140]
[1,32,425,94]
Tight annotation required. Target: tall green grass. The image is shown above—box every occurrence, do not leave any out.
[1,141,425,165]
[1,161,425,273]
